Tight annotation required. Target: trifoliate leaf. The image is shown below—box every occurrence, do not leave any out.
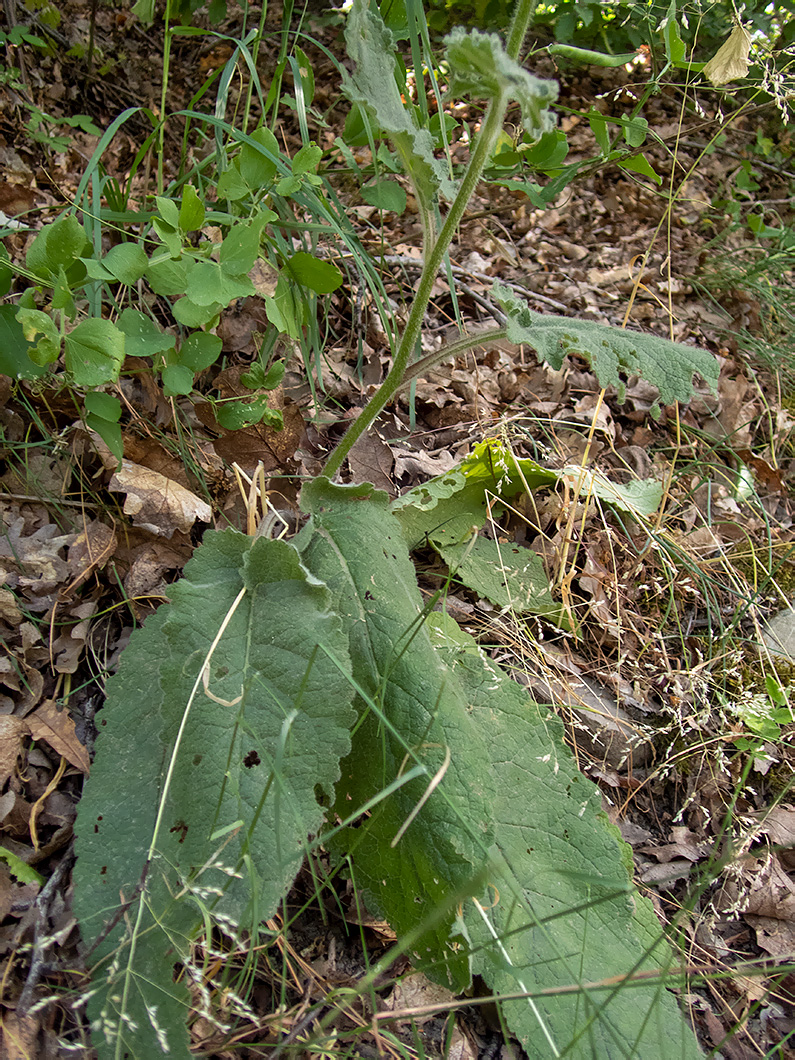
[145,256,189,297]
[186,261,255,306]
[175,332,222,373]
[162,363,195,396]
[172,296,222,329]
[26,214,90,285]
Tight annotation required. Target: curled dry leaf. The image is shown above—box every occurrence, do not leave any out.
[1,622,46,716]
[754,805,795,869]
[0,581,23,626]
[110,460,212,537]
[0,716,29,788]
[385,972,456,1025]
[0,516,77,594]
[51,599,99,674]
[348,431,394,494]
[27,698,90,774]
[65,519,116,595]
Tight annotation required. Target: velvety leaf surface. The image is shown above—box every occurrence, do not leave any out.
[444,27,558,136]
[493,281,719,414]
[73,530,354,1059]
[301,482,701,1057]
[342,0,455,203]
[299,479,496,990]
[392,438,553,550]
[438,535,559,616]
[443,639,703,1059]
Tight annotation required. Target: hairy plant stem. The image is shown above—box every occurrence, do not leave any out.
[398,326,507,391]
[505,0,534,61]
[322,0,536,479]
[322,91,510,478]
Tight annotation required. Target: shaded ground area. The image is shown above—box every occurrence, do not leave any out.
[2,2,795,1055]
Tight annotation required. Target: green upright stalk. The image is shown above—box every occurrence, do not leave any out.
[322,90,510,478]
[243,0,269,133]
[322,0,536,479]
[505,0,534,61]
[157,0,173,195]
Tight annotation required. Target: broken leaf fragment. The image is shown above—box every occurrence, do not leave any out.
[109,460,212,537]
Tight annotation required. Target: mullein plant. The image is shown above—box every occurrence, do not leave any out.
[72,1,717,1055]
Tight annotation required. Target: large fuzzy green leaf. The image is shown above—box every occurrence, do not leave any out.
[299,478,496,990]
[443,636,702,1059]
[392,438,554,550]
[493,281,719,415]
[438,535,559,616]
[73,531,355,1059]
[299,481,701,1057]
[444,28,558,137]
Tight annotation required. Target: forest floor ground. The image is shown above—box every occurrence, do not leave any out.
[2,3,795,1056]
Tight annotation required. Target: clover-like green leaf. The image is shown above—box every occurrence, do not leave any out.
[0,306,45,379]
[117,308,176,359]
[102,243,149,285]
[26,214,90,285]
[63,318,125,386]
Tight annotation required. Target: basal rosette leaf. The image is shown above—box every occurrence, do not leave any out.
[298,479,496,990]
[444,28,558,138]
[438,535,559,617]
[73,530,355,1059]
[393,439,662,555]
[298,482,701,1055]
[493,281,719,415]
[392,437,554,549]
[433,632,703,1058]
